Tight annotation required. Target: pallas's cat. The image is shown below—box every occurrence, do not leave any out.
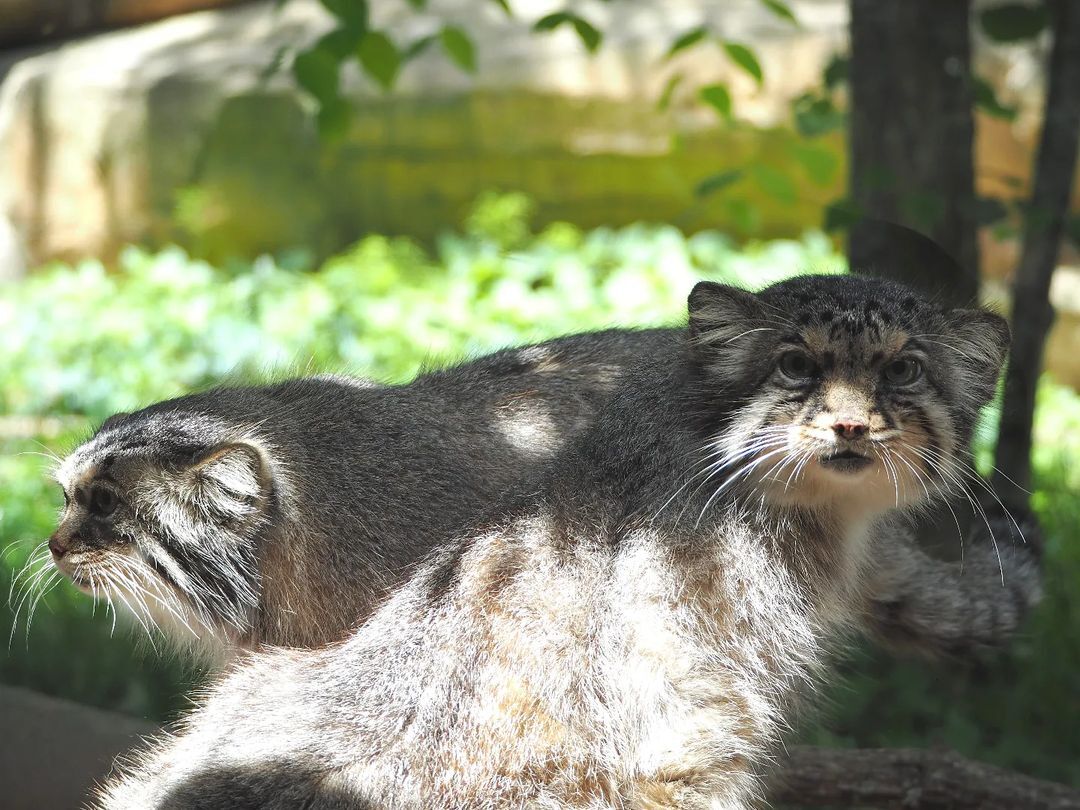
[43,329,673,658]
[97,276,1026,809]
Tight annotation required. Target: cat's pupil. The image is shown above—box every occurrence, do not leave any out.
[779,351,816,380]
[89,486,118,518]
[885,358,922,385]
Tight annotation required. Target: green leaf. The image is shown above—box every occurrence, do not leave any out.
[727,198,762,233]
[657,73,683,111]
[318,0,368,34]
[980,3,1048,42]
[722,42,764,87]
[694,169,744,198]
[970,196,1009,226]
[791,143,839,186]
[490,0,513,14]
[823,53,848,90]
[404,0,426,8]
[991,220,1019,241]
[792,92,845,137]
[973,75,1018,121]
[534,12,601,53]
[317,28,362,60]
[1065,213,1080,248]
[751,165,797,204]
[534,12,572,31]
[293,45,341,103]
[357,31,401,90]
[571,16,602,53]
[699,83,733,120]
[759,0,798,26]
[666,26,708,60]
[403,35,436,63]
[258,45,290,81]
[900,189,946,231]
[440,25,477,73]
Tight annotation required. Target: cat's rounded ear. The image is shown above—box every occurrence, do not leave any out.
[942,308,1011,402]
[187,442,273,526]
[687,281,762,344]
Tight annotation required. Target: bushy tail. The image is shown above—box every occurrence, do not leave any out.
[862,496,1042,658]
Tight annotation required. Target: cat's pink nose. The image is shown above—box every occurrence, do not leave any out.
[48,534,68,559]
[832,419,868,440]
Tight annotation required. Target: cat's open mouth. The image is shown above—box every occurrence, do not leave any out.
[819,449,873,474]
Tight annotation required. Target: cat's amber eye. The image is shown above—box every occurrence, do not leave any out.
[778,350,818,381]
[88,486,119,518]
[884,357,923,386]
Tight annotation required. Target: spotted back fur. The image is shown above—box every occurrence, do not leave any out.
[46,328,677,658]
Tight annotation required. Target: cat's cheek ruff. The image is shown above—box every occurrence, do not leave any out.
[120,457,273,632]
[158,535,260,636]
[704,400,799,492]
[116,498,262,641]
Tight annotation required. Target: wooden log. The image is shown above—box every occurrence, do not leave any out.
[0,0,256,50]
[769,746,1080,809]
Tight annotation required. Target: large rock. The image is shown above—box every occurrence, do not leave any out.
[0,0,848,271]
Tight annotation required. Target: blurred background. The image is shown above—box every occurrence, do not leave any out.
[1,0,1079,806]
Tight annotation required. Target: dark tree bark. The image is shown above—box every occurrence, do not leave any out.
[993,0,1080,507]
[769,746,1080,809]
[847,0,980,307]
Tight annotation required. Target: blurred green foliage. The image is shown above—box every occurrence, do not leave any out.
[1,196,1078,787]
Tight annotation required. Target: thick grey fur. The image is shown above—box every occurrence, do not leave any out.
[95,276,1038,809]
[52,329,676,654]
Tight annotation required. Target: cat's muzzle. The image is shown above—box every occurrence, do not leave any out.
[818,449,873,474]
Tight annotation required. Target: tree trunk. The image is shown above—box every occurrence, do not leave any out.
[993,0,1080,507]
[847,0,979,307]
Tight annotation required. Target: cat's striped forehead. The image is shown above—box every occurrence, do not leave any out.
[762,276,930,330]
[755,276,934,366]
[795,318,912,376]
[57,411,227,490]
